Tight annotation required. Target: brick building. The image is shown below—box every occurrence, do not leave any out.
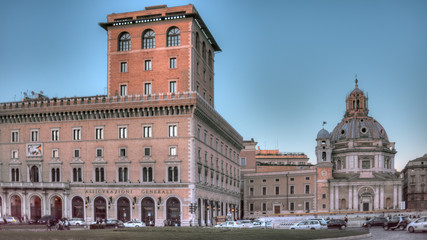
[0,4,242,226]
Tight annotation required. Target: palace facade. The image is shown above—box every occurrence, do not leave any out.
[0,4,242,226]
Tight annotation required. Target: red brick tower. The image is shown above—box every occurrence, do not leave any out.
[100,4,220,107]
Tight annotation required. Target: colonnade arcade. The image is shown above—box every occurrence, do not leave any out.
[195,198,238,226]
[0,192,183,226]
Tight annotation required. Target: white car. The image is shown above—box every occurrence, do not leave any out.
[290,220,328,230]
[249,221,272,229]
[214,221,242,228]
[407,216,427,233]
[69,218,85,226]
[4,216,20,224]
[124,220,146,228]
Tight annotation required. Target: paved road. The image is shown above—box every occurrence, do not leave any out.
[367,226,426,240]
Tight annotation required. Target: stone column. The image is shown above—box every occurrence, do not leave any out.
[63,191,69,218]
[200,200,205,226]
[353,186,358,211]
[330,185,334,210]
[43,191,49,215]
[380,185,384,209]
[374,185,379,210]
[335,186,339,210]
[393,185,397,209]
[397,185,402,209]
[348,185,352,210]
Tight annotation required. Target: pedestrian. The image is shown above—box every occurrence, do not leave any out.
[64,219,70,230]
[46,219,52,231]
[344,215,348,223]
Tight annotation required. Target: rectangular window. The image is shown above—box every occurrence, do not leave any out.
[170,81,176,93]
[249,203,254,212]
[73,128,81,141]
[144,60,151,71]
[96,148,103,157]
[74,149,80,158]
[11,130,19,143]
[169,146,177,156]
[31,129,39,142]
[144,147,151,156]
[262,203,267,212]
[275,186,280,195]
[118,126,127,139]
[170,58,177,69]
[51,129,59,141]
[290,185,295,194]
[73,167,82,182]
[249,187,254,196]
[52,149,59,158]
[290,202,295,211]
[305,202,310,211]
[305,177,310,180]
[305,185,310,194]
[95,127,104,140]
[12,150,18,159]
[322,204,326,209]
[143,126,152,138]
[362,160,370,169]
[322,194,326,199]
[262,187,267,196]
[275,178,280,182]
[120,148,127,157]
[120,62,128,72]
[144,83,151,95]
[120,84,127,97]
[169,125,177,137]
[290,177,294,181]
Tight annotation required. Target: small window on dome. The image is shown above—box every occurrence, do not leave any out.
[341,129,345,135]
[360,119,364,122]
[321,141,326,145]
[361,127,367,134]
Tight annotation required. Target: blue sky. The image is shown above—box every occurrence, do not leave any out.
[0,0,426,170]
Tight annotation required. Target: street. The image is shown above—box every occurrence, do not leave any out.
[368,226,426,240]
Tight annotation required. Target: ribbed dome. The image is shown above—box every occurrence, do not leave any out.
[317,128,330,139]
[330,117,389,142]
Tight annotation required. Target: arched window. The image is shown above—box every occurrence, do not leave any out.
[142,30,155,49]
[195,32,199,51]
[202,42,206,59]
[143,167,153,182]
[167,27,180,47]
[118,167,123,182]
[118,32,131,51]
[168,166,179,182]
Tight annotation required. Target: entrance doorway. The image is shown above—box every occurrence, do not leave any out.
[94,197,107,221]
[363,202,369,211]
[30,196,41,221]
[274,205,280,214]
[72,197,84,218]
[166,197,180,226]
[141,197,155,226]
[11,195,21,218]
[50,196,62,219]
[117,197,130,222]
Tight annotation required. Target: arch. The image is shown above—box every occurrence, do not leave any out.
[166,197,181,226]
[118,32,131,51]
[30,195,42,221]
[141,197,155,226]
[94,196,107,221]
[72,196,84,218]
[10,195,21,218]
[142,29,155,49]
[117,197,130,222]
[167,27,180,47]
[50,195,62,219]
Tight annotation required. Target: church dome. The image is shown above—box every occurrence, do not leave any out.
[330,117,389,142]
[317,128,330,139]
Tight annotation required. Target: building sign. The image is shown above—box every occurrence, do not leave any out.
[84,189,173,195]
[26,143,43,157]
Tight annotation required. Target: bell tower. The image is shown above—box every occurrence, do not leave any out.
[315,127,332,164]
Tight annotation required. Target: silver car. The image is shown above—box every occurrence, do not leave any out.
[290,220,328,230]
[69,218,85,226]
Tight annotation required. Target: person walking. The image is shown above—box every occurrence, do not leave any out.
[46,219,52,231]
[344,215,348,223]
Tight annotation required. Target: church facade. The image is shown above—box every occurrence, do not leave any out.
[315,80,402,212]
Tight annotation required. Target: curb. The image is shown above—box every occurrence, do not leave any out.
[315,232,371,240]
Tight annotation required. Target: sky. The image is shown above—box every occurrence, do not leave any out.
[0,0,426,171]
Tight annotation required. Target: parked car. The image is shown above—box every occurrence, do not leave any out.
[326,219,347,230]
[290,220,327,230]
[4,216,20,224]
[124,220,146,228]
[28,217,40,224]
[214,221,243,228]
[69,218,85,226]
[308,218,328,226]
[362,217,388,227]
[104,219,124,229]
[383,216,411,231]
[38,215,58,225]
[407,216,427,233]
[249,221,272,229]
[236,220,253,228]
